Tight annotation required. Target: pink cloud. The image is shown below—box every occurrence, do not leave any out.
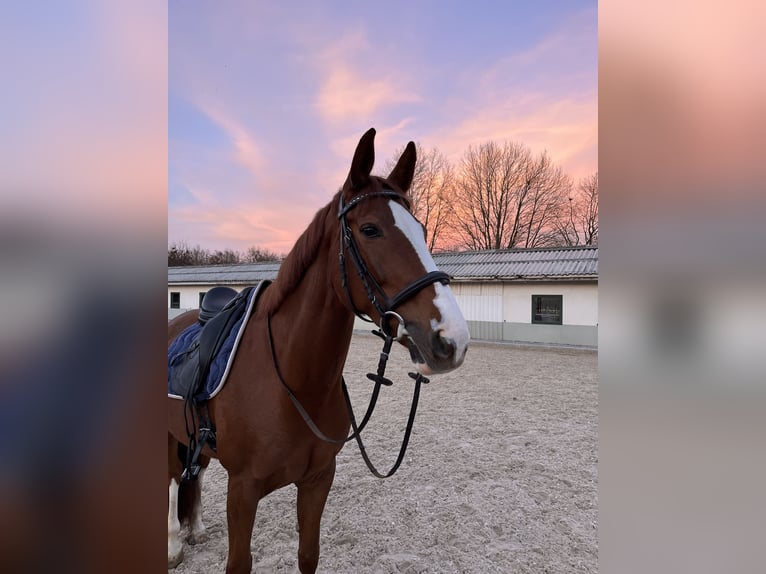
[169,158,346,255]
[168,9,597,254]
[194,102,266,178]
[313,31,421,124]
[316,67,421,122]
[421,22,597,183]
[432,93,597,182]
[170,198,317,255]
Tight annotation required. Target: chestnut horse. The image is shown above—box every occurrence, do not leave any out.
[167,128,469,573]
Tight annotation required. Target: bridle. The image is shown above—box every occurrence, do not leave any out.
[266,187,453,478]
[337,189,450,339]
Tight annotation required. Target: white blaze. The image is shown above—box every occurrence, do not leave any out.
[388,201,470,364]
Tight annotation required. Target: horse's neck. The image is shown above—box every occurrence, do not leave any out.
[267,252,354,396]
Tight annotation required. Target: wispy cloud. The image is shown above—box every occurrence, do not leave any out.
[193,101,266,178]
[424,11,597,182]
[169,3,597,251]
[316,66,421,122]
[170,195,317,255]
[433,92,597,182]
[313,31,421,124]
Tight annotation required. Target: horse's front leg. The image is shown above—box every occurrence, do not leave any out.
[225,471,262,574]
[296,458,337,574]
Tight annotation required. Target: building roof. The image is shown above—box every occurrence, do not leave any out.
[168,262,281,285]
[168,245,598,285]
[433,245,598,280]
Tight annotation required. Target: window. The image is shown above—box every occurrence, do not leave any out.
[170,292,180,309]
[199,291,207,308]
[532,295,562,325]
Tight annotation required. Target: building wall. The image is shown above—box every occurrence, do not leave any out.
[167,284,249,320]
[168,285,202,312]
[451,281,598,347]
[500,282,598,325]
[169,280,598,347]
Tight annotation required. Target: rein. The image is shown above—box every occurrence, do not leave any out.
[267,314,425,477]
[266,189,448,477]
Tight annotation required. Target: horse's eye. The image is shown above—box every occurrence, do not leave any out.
[360,224,382,238]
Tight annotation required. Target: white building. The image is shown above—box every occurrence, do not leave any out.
[168,246,598,347]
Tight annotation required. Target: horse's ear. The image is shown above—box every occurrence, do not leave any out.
[388,141,416,194]
[345,128,376,191]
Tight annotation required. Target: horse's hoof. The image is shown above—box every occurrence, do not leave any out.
[168,548,184,569]
[189,530,208,545]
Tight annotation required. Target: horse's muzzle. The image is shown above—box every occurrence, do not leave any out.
[432,329,457,361]
[406,326,467,376]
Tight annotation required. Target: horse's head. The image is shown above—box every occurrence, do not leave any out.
[334,128,469,375]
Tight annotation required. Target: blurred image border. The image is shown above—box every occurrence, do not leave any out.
[1,1,764,572]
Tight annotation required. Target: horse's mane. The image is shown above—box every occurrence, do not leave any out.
[261,191,340,315]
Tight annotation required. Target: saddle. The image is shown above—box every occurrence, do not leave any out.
[168,282,270,401]
[167,281,271,481]
[199,286,238,324]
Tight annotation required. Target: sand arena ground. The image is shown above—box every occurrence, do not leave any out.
[172,332,598,573]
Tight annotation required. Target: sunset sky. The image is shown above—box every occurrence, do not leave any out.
[169,1,597,255]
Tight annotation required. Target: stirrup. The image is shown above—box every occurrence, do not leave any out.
[182,422,217,483]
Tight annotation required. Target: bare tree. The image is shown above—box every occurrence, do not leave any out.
[243,245,283,262]
[450,141,572,250]
[579,172,598,245]
[553,172,598,246]
[448,141,514,250]
[168,243,188,266]
[553,197,581,247]
[168,241,213,266]
[519,152,573,248]
[169,242,284,266]
[382,143,456,251]
[208,249,241,265]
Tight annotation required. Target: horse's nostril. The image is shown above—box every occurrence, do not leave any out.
[432,331,456,360]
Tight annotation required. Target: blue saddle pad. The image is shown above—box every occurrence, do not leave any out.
[167,281,268,401]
